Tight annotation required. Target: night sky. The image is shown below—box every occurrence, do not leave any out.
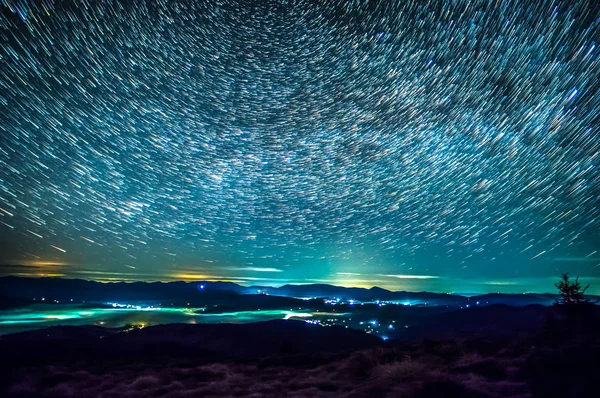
[0,0,599,293]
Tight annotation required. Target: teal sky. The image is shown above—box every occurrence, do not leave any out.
[1,1,599,293]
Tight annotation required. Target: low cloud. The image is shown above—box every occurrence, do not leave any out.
[483,280,519,286]
[230,267,284,273]
[382,274,441,280]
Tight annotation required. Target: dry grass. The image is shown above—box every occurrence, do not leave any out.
[4,340,534,398]
[373,356,430,382]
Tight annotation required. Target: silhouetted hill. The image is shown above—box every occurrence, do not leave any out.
[0,276,240,304]
[261,283,467,304]
[0,276,565,309]
[472,293,556,306]
[0,320,382,366]
[201,293,309,313]
[0,295,33,310]
[393,304,552,340]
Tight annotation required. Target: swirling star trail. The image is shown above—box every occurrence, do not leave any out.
[0,0,599,292]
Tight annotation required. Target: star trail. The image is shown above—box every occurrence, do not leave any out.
[0,0,599,292]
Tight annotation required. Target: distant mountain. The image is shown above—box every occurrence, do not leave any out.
[255,283,455,302]
[0,295,34,310]
[0,276,561,309]
[0,276,241,306]
[257,284,560,306]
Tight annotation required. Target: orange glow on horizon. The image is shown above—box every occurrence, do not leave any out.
[171,273,236,282]
[11,260,70,267]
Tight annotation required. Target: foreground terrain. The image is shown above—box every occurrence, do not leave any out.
[2,306,599,398]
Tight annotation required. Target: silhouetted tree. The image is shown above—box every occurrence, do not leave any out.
[554,273,590,306]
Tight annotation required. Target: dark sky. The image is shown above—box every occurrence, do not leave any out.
[0,0,599,293]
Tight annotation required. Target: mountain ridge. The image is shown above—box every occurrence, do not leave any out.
[0,275,567,307]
